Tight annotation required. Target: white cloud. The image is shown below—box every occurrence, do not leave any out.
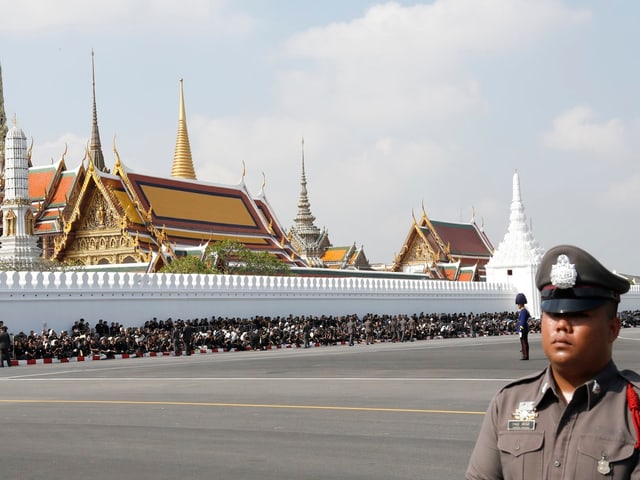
[604,172,640,207]
[542,105,630,160]
[0,0,255,36]
[278,0,588,128]
[29,133,87,167]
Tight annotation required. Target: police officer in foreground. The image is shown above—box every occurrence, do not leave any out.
[466,244,640,479]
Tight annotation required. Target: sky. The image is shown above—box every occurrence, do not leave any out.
[1,0,639,274]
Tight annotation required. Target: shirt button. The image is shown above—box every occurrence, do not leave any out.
[554,460,561,468]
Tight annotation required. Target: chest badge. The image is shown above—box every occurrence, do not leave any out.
[508,401,538,431]
[597,455,611,475]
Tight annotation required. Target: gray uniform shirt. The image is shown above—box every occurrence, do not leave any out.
[466,361,640,479]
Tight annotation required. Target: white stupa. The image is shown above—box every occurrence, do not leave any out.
[0,120,42,268]
[485,171,544,316]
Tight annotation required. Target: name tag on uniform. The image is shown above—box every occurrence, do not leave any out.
[508,401,538,430]
[508,420,536,431]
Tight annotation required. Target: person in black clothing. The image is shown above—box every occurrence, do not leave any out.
[303,320,311,348]
[172,324,183,356]
[0,326,12,367]
[182,321,194,356]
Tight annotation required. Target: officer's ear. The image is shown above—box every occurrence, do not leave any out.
[609,315,621,342]
[604,302,621,341]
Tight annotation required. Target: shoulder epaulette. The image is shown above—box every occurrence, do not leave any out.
[620,369,640,389]
[499,369,546,391]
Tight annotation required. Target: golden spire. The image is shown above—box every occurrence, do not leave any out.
[171,78,197,180]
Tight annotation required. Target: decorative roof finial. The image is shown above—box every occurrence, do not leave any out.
[27,137,33,168]
[89,49,107,172]
[301,136,305,178]
[171,78,197,180]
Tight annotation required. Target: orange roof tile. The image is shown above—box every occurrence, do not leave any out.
[322,247,349,262]
[29,169,56,200]
[50,174,76,205]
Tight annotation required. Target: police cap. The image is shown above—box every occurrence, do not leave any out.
[535,244,630,314]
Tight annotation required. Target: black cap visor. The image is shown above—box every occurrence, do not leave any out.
[541,297,610,314]
[540,286,618,314]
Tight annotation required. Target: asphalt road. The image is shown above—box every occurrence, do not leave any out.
[2,329,640,480]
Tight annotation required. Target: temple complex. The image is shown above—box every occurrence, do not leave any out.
[391,206,494,281]
[0,56,304,270]
[0,56,543,280]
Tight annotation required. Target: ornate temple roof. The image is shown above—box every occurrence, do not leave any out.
[321,244,369,270]
[392,207,494,280]
[122,167,292,250]
[30,159,83,235]
[32,148,304,266]
[429,220,493,260]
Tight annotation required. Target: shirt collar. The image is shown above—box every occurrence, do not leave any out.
[535,361,619,409]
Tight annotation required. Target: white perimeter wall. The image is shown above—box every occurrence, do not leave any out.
[1,271,638,334]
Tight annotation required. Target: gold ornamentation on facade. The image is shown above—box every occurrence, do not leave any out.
[420,205,453,261]
[4,209,15,236]
[2,197,33,207]
[113,135,122,170]
[412,210,438,261]
[25,209,35,235]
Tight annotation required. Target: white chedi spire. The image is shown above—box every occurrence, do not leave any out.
[3,124,30,202]
[0,121,42,267]
[486,171,544,268]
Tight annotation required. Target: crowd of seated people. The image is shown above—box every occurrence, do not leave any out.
[4,310,640,362]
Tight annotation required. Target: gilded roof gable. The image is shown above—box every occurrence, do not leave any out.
[393,208,494,280]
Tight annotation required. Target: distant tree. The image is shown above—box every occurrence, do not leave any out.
[0,258,84,272]
[159,240,290,276]
[158,253,213,274]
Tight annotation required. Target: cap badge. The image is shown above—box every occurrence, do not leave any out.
[550,254,577,289]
